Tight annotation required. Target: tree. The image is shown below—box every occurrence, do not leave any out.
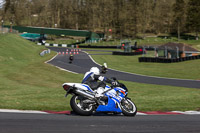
[123,0,140,38]
[173,0,186,41]
[186,0,200,40]
[1,0,200,40]
[150,0,174,34]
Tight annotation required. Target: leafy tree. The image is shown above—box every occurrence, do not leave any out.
[186,0,200,40]
[173,0,186,41]
[1,0,199,39]
[123,0,140,38]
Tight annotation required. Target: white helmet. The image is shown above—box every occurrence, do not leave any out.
[90,67,100,75]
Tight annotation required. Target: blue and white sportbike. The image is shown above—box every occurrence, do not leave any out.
[63,78,137,116]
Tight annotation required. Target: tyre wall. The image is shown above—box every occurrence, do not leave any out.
[138,55,200,63]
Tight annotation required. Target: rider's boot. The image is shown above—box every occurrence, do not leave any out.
[95,87,104,98]
[95,87,107,105]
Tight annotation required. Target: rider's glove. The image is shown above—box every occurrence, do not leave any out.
[112,81,118,86]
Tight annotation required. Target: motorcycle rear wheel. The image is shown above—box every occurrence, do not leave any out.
[70,95,95,116]
[120,98,137,116]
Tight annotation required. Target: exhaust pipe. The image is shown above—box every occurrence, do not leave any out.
[75,89,95,99]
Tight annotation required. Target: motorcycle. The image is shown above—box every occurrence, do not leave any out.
[62,78,137,116]
[69,54,74,64]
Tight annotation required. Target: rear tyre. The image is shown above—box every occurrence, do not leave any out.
[120,98,137,116]
[70,95,95,116]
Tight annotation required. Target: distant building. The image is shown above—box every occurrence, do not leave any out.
[156,42,200,59]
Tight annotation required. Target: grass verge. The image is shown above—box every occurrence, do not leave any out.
[87,52,200,80]
[0,34,199,111]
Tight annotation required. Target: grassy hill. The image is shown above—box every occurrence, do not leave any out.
[0,34,82,111]
[0,34,199,111]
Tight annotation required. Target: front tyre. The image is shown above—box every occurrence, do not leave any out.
[70,95,95,116]
[120,98,137,116]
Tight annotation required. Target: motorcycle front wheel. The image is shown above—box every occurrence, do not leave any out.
[120,98,137,116]
[70,95,95,116]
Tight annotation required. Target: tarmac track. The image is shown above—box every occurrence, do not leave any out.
[1,112,200,133]
[47,47,200,89]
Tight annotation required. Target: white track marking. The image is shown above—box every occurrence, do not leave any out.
[0,109,48,114]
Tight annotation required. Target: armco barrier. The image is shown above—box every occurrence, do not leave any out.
[138,55,200,63]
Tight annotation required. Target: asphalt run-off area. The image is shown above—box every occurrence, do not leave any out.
[1,110,200,133]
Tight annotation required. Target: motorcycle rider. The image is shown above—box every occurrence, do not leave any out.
[69,54,74,63]
[82,66,118,98]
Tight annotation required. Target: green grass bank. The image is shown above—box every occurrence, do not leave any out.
[0,34,200,111]
[89,53,200,80]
